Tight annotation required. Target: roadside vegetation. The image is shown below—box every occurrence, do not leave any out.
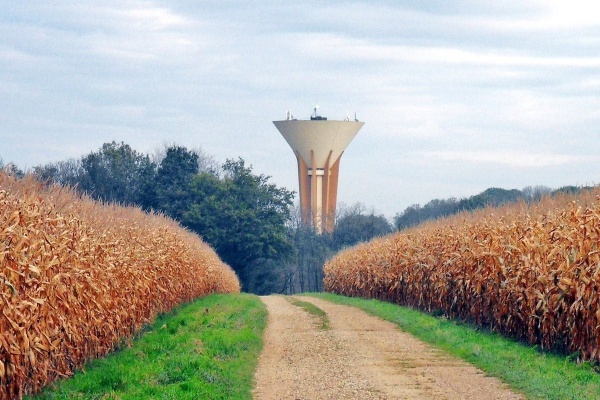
[287,297,331,330]
[29,294,266,400]
[309,293,600,400]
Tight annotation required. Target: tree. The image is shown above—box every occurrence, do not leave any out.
[244,257,291,295]
[33,159,83,187]
[1,162,24,179]
[463,188,523,208]
[151,143,220,175]
[394,188,528,231]
[181,158,295,292]
[522,185,552,202]
[150,146,200,217]
[76,142,156,206]
[287,225,332,293]
[332,204,392,250]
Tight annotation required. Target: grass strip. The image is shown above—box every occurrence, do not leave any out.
[29,293,267,400]
[287,297,331,330]
[305,292,600,400]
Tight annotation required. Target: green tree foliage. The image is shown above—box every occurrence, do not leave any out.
[332,211,392,250]
[394,188,527,231]
[33,159,83,187]
[392,186,591,232]
[148,146,199,217]
[244,257,292,295]
[76,141,156,206]
[180,158,295,293]
[462,187,524,209]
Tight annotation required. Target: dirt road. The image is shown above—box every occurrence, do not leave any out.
[253,295,524,400]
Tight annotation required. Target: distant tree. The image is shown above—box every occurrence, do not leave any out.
[394,187,527,231]
[522,185,553,202]
[287,225,333,293]
[33,159,83,187]
[1,162,24,179]
[395,197,467,231]
[285,203,304,230]
[552,185,586,196]
[244,257,291,295]
[393,204,422,230]
[73,142,156,206]
[336,202,368,218]
[465,188,524,208]
[274,202,394,293]
[332,203,392,250]
[151,142,220,175]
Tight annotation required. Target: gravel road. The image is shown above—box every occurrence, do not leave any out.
[253,295,524,400]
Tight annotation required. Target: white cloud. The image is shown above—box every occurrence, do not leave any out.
[121,6,187,30]
[542,0,600,28]
[55,3,199,63]
[291,32,600,69]
[424,150,592,168]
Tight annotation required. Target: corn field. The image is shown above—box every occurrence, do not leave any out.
[325,190,600,363]
[0,172,240,399]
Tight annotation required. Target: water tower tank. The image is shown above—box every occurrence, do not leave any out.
[273,109,364,233]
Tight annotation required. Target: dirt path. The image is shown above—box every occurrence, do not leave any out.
[253,295,524,400]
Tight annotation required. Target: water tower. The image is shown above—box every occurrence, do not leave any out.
[274,106,364,233]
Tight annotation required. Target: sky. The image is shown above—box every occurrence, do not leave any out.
[1,1,599,218]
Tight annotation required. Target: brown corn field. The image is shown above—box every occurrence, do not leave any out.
[325,190,600,364]
[0,172,240,399]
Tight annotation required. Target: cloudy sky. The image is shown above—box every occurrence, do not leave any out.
[1,1,599,217]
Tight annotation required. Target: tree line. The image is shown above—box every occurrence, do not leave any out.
[393,185,591,231]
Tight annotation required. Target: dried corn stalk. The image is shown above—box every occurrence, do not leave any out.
[325,191,600,363]
[0,173,240,399]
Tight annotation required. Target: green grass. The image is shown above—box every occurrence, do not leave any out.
[287,297,330,330]
[29,293,267,400]
[305,293,600,400]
